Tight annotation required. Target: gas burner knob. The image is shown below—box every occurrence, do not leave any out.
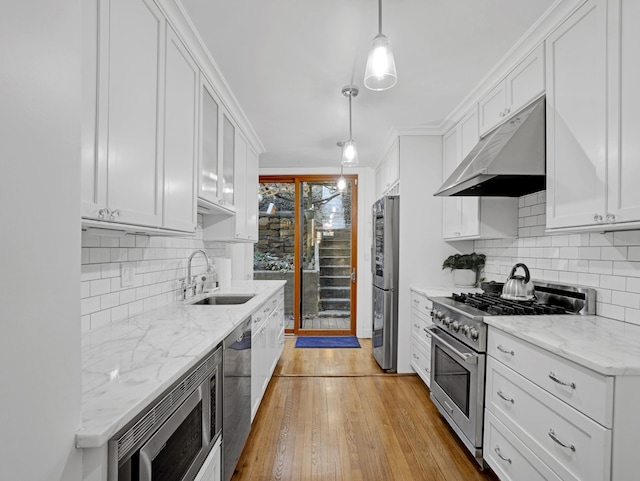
[461,325,470,336]
[443,317,452,327]
[434,310,444,320]
[451,321,461,332]
[469,327,479,341]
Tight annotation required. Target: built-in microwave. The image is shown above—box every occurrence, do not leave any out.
[108,345,223,481]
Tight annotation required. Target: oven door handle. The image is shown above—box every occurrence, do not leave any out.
[428,327,478,365]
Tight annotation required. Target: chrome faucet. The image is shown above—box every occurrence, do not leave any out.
[185,249,210,298]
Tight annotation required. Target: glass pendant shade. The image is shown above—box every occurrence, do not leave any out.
[364,34,397,91]
[341,140,359,167]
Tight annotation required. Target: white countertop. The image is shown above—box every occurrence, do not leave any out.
[410,283,640,377]
[485,315,640,376]
[76,280,285,449]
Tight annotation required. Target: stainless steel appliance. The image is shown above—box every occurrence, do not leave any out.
[223,317,252,481]
[434,97,545,197]
[108,345,223,481]
[429,281,595,466]
[371,195,399,371]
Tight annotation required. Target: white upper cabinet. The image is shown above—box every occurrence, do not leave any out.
[479,44,545,136]
[222,114,236,208]
[545,0,640,231]
[199,81,221,207]
[202,131,259,242]
[441,106,518,240]
[606,0,640,225]
[82,0,165,228]
[162,26,198,232]
[375,138,400,198]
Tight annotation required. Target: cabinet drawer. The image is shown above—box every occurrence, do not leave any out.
[410,290,432,318]
[410,339,431,388]
[484,410,563,481]
[486,357,612,481]
[488,328,613,426]
[411,308,433,348]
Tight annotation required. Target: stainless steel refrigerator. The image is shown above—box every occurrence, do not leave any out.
[372,195,399,371]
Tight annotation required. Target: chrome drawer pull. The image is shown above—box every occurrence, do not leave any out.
[549,371,576,389]
[497,389,514,404]
[548,429,575,452]
[497,344,514,356]
[495,446,512,464]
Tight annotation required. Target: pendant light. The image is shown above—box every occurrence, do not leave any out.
[341,85,359,167]
[337,163,347,191]
[364,0,397,91]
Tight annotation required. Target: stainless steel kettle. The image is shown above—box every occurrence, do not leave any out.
[501,263,535,301]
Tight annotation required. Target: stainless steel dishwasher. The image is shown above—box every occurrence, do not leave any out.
[222,317,252,481]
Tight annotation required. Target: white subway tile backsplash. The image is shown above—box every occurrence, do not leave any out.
[612,291,640,309]
[474,190,640,325]
[81,229,228,331]
[624,308,640,326]
[588,260,613,275]
[90,278,111,297]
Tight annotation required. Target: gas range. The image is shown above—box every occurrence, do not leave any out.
[429,281,596,353]
[427,281,595,466]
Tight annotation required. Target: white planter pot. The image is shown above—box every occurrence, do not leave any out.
[453,269,476,287]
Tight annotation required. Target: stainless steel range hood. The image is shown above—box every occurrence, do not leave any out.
[434,97,546,197]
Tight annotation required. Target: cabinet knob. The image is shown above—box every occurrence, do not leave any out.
[593,214,603,223]
[499,111,506,118]
[98,208,111,219]
[505,107,511,114]
[110,209,122,220]
[606,213,616,223]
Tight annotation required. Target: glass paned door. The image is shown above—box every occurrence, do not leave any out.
[255,176,357,335]
[299,178,356,334]
[254,181,296,330]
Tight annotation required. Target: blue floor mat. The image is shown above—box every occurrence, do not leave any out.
[295,336,361,348]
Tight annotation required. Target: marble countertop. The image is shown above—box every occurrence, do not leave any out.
[76,280,285,449]
[485,315,640,377]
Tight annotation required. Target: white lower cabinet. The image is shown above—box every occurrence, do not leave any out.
[195,437,222,481]
[409,288,433,388]
[485,410,562,481]
[485,327,640,481]
[251,288,284,421]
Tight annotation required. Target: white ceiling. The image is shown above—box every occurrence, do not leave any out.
[180,0,555,169]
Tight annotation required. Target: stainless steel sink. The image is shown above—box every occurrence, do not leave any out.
[190,295,255,305]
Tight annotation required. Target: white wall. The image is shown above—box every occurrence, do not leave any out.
[395,135,473,373]
[0,1,83,480]
[259,166,375,338]
[477,191,640,325]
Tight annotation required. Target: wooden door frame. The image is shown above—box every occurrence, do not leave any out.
[258,174,358,336]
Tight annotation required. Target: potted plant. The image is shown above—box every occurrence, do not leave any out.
[442,252,486,287]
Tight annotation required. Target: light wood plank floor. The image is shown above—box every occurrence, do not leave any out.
[231,338,498,481]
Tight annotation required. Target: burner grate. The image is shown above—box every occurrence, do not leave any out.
[451,292,568,316]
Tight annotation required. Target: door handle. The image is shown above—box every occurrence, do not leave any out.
[351,268,356,283]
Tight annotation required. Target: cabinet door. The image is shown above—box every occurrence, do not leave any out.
[442,127,462,239]
[233,132,248,238]
[199,81,220,205]
[479,81,507,136]
[507,44,545,117]
[221,114,235,208]
[545,0,607,229]
[458,109,480,238]
[375,163,384,199]
[245,145,259,241]
[607,0,640,224]
[163,27,197,232]
[81,0,107,219]
[105,0,164,226]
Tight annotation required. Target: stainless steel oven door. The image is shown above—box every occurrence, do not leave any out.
[429,327,485,454]
[139,381,210,481]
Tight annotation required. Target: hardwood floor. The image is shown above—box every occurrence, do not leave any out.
[232,338,498,481]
